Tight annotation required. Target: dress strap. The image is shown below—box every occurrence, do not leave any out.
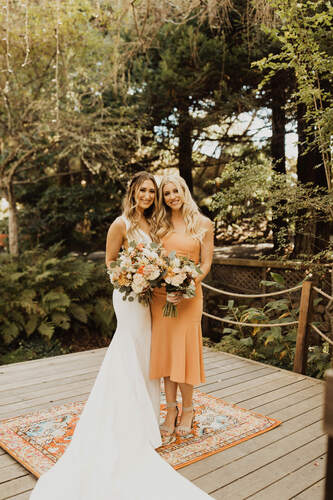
[120,215,131,232]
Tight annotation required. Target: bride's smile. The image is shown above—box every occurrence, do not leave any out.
[135,179,156,211]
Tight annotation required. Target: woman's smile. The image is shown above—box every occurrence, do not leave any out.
[163,183,183,210]
[136,179,156,210]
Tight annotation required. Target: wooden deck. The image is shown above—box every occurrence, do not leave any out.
[0,347,326,499]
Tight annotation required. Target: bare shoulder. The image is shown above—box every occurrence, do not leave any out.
[107,216,126,235]
[199,215,214,231]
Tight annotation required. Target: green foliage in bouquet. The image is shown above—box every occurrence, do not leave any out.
[0,245,116,351]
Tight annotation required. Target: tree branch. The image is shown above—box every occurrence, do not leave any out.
[13,170,73,185]
[7,149,37,185]
[0,146,21,180]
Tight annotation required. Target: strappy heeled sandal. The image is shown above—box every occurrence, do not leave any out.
[160,402,179,437]
[176,406,194,437]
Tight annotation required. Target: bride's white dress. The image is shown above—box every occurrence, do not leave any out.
[30,217,211,499]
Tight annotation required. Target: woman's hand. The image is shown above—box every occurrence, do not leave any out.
[166,292,184,305]
[194,276,202,286]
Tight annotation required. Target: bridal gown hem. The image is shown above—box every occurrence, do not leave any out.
[29,216,211,499]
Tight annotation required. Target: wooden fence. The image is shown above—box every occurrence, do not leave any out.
[293,282,333,374]
[211,255,332,297]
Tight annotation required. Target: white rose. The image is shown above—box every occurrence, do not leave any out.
[132,274,148,294]
[142,248,155,259]
[170,272,186,286]
[146,265,160,280]
[121,256,132,267]
[171,267,182,275]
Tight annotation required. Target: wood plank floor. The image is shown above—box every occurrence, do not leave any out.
[0,347,326,500]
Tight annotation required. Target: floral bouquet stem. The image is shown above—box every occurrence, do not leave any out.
[138,288,153,307]
[163,299,178,318]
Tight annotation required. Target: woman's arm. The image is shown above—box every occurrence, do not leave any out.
[105,217,126,268]
[198,217,214,282]
[168,217,214,305]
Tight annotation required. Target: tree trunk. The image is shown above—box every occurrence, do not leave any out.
[178,101,193,192]
[6,182,19,256]
[57,156,71,186]
[270,72,287,253]
[293,103,330,256]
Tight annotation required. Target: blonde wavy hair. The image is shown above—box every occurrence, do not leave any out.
[156,175,205,241]
[122,171,159,238]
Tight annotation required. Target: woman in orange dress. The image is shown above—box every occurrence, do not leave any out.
[150,175,214,438]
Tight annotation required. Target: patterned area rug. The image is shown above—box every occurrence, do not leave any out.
[0,389,280,477]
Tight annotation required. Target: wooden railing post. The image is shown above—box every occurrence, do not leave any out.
[293,281,313,374]
[324,369,333,500]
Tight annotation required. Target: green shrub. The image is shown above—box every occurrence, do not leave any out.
[0,245,116,353]
[13,180,125,254]
[210,273,331,378]
[0,337,67,364]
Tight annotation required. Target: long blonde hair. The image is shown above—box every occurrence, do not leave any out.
[156,175,205,241]
[122,171,159,237]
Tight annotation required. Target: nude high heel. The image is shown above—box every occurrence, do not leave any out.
[176,406,194,437]
[160,402,179,437]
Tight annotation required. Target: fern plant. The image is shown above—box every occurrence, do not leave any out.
[0,245,115,349]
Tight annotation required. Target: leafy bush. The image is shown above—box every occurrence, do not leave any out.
[0,245,116,354]
[214,298,298,368]
[0,337,67,365]
[211,273,331,378]
[15,180,125,254]
[210,159,333,255]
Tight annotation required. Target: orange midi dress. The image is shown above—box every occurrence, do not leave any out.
[149,232,206,386]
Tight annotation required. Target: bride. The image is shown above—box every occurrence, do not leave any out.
[30,171,211,499]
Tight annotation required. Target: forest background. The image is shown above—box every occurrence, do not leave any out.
[0,0,332,376]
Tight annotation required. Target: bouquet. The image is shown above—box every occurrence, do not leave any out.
[162,251,202,317]
[107,241,166,306]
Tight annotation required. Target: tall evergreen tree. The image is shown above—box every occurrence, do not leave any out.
[131,15,262,191]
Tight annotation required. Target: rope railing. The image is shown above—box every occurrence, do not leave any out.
[201,280,301,328]
[203,278,333,375]
[202,311,298,328]
[202,281,302,298]
[313,286,333,302]
[310,323,333,347]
